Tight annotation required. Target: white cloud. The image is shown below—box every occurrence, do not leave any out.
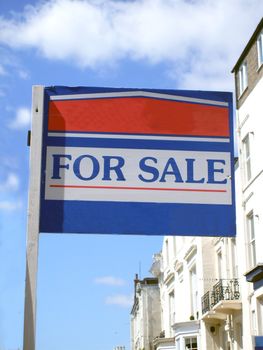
[0,172,22,211]
[0,0,262,89]
[0,64,7,75]
[18,69,29,80]
[94,276,126,286]
[0,200,22,211]
[8,107,31,129]
[0,173,19,192]
[0,47,29,80]
[105,294,133,308]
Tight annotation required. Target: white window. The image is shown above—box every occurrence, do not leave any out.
[242,134,252,182]
[165,239,170,267]
[169,291,175,329]
[238,62,248,96]
[217,249,223,279]
[236,322,243,349]
[252,309,257,335]
[190,265,198,318]
[257,30,263,67]
[185,336,198,350]
[178,266,184,283]
[247,212,256,269]
[231,238,238,278]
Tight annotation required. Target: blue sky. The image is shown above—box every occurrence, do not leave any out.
[0,1,262,350]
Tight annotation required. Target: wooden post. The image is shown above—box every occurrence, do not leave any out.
[23,86,44,350]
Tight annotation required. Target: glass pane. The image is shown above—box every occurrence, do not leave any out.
[252,241,256,266]
[249,215,255,239]
[239,62,248,95]
[246,158,251,180]
[258,33,263,65]
[185,337,197,349]
[243,136,251,181]
[245,137,250,157]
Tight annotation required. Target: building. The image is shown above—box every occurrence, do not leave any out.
[130,275,162,350]
[232,17,263,350]
[130,17,263,350]
[150,238,176,350]
[151,236,202,350]
[150,236,242,350]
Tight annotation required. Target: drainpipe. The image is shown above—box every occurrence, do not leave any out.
[225,314,234,349]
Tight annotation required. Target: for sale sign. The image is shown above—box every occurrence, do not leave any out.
[40,86,235,236]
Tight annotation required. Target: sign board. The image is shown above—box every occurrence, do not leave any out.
[40,86,235,236]
[255,336,263,350]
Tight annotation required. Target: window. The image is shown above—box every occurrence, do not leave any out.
[242,134,252,182]
[247,212,256,268]
[178,267,184,283]
[169,291,175,329]
[257,30,263,67]
[231,238,238,278]
[238,61,248,96]
[252,309,257,335]
[165,239,170,267]
[217,249,223,279]
[185,336,198,350]
[190,265,198,318]
[237,322,243,348]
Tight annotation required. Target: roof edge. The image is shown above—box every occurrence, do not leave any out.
[231,18,263,73]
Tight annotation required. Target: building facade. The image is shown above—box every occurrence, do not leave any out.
[150,236,242,350]
[130,17,263,350]
[232,17,263,350]
[130,275,162,350]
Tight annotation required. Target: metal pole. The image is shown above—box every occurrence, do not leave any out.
[23,86,44,350]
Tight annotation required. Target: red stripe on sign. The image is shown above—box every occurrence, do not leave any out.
[50,184,227,193]
[48,97,229,137]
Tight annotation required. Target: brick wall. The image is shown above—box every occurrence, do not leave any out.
[235,28,263,108]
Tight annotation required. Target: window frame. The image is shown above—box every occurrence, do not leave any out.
[246,211,256,269]
[184,336,198,350]
[165,239,170,267]
[168,290,175,328]
[238,61,248,96]
[216,248,223,279]
[251,309,257,335]
[189,264,198,318]
[257,30,263,68]
[242,133,252,183]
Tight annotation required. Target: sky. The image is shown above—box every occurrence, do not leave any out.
[0,1,262,350]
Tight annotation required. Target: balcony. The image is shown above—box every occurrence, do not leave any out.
[153,332,175,350]
[201,279,242,320]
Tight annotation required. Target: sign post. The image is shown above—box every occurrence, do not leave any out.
[23,86,44,350]
[23,86,236,350]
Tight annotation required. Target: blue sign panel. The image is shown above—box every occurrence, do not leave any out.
[40,86,235,236]
[255,336,263,350]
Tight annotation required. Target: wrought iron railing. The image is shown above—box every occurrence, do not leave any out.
[201,291,210,314]
[201,279,240,314]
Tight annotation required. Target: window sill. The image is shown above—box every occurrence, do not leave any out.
[243,168,263,192]
[257,61,263,73]
[238,86,248,100]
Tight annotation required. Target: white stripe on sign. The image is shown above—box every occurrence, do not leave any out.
[45,146,232,205]
[50,90,229,107]
[47,132,230,143]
